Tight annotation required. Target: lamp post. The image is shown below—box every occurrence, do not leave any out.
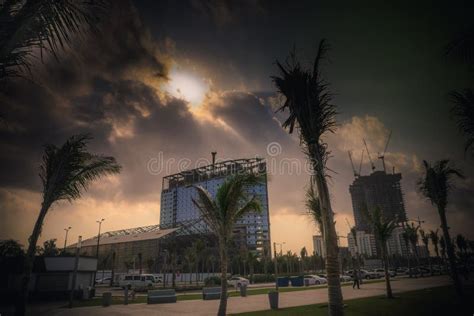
[63,226,72,252]
[94,218,105,285]
[273,242,285,290]
[68,235,82,308]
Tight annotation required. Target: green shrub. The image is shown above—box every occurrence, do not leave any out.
[204,276,221,286]
[252,274,276,283]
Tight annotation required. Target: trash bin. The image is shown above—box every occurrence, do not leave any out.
[268,291,279,310]
[277,277,289,287]
[239,284,247,297]
[289,276,304,287]
[102,292,112,307]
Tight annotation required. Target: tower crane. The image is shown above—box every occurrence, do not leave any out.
[358,149,364,176]
[348,151,358,178]
[378,130,392,173]
[363,138,375,172]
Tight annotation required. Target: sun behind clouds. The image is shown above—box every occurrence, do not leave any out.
[164,66,209,106]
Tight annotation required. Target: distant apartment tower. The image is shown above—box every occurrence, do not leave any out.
[160,158,271,257]
[313,235,325,258]
[347,230,378,257]
[349,171,407,232]
[386,227,410,257]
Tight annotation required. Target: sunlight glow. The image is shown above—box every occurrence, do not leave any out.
[165,68,208,106]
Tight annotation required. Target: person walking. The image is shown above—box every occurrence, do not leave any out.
[352,270,360,289]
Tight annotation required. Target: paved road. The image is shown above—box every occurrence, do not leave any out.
[40,276,451,316]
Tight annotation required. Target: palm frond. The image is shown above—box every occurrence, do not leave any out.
[450,89,474,156]
[39,133,121,205]
[446,26,474,65]
[0,0,108,80]
[272,39,337,173]
[305,180,323,234]
[417,159,464,209]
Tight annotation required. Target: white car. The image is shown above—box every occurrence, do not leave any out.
[304,275,327,285]
[119,274,156,290]
[339,275,352,282]
[227,276,249,288]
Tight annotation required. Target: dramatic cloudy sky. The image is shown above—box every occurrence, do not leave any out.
[1,0,473,254]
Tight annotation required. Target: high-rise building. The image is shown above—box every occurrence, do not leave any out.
[347,230,378,257]
[349,171,407,232]
[386,226,410,257]
[313,235,325,258]
[160,158,271,257]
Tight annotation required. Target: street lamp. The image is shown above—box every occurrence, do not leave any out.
[273,242,285,291]
[95,218,105,258]
[94,218,104,286]
[63,226,72,252]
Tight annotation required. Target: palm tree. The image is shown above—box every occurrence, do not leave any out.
[193,172,263,316]
[16,134,121,316]
[247,251,258,284]
[0,0,106,80]
[419,229,432,275]
[429,229,441,259]
[364,206,397,298]
[184,247,196,285]
[456,234,468,256]
[405,223,421,275]
[450,90,474,157]
[300,247,308,273]
[418,159,464,297]
[273,39,344,315]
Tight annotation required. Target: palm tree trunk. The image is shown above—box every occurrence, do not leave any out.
[16,204,49,316]
[438,207,463,298]
[382,246,393,299]
[218,244,228,316]
[313,169,344,316]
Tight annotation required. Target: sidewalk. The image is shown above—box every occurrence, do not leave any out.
[43,276,451,316]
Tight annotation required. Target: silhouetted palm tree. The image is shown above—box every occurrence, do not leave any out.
[419,229,432,275]
[456,234,468,255]
[16,134,121,316]
[429,229,440,259]
[450,90,474,156]
[418,159,464,297]
[300,247,307,273]
[364,206,397,298]
[0,0,106,79]
[193,172,262,316]
[273,40,343,315]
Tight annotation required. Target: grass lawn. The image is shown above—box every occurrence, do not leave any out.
[233,285,473,316]
[68,279,388,308]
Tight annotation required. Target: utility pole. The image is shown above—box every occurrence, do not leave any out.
[68,236,82,308]
[63,226,71,253]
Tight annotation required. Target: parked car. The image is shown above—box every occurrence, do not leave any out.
[372,269,397,278]
[227,276,249,288]
[373,269,385,278]
[119,274,156,290]
[359,269,378,279]
[96,277,112,284]
[304,275,327,285]
[339,275,352,282]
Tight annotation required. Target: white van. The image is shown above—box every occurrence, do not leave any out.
[119,274,156,290]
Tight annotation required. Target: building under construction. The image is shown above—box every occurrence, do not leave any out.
[160,157,271,258]
[350,171,407,232]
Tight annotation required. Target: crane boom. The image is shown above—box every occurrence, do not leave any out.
[348,151,358,177]
[358,149,364,176]
[378,130,392,173]
[363,138,375,172]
